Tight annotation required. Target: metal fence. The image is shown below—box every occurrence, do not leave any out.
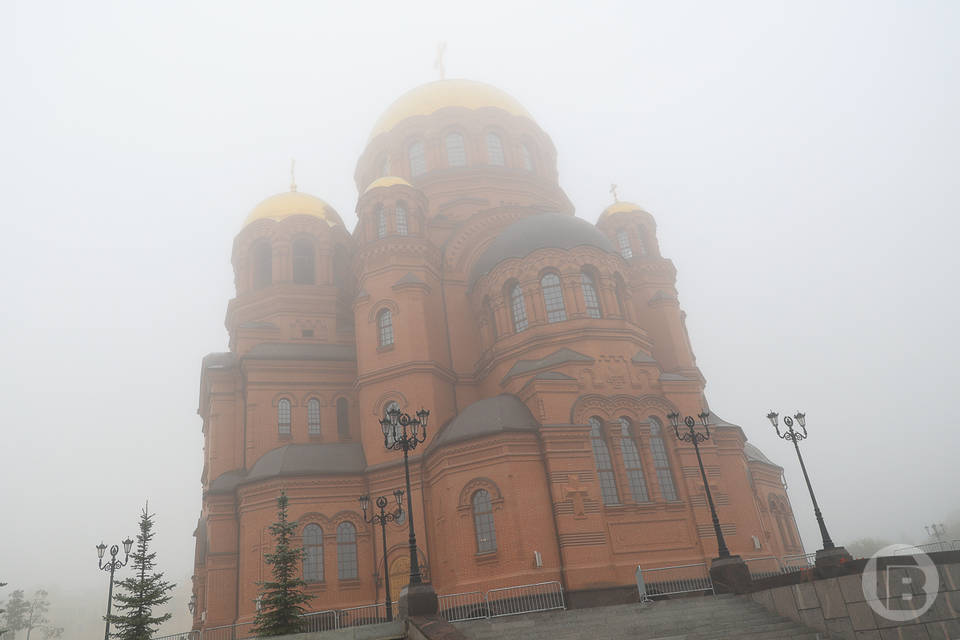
[486,581,566,618]
[438,590,488,622]
[638,562,714,598]
[199,621,256,640]
[301,608,340,633]
[893,540,960,555]
[780,552,816,573]
[154,633,201,640]
[743,556,784,579]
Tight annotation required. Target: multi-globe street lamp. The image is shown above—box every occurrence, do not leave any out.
[925,523,946,542]
[359,489,405,621]
[96,537,133,640]
[667,411,731,558]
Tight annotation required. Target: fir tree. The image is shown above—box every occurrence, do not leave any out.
[254,490,311,636]
[107,504,175,639]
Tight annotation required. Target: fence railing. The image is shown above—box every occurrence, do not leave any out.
[438,590,487,622]
[780,552,816,573]
[638,562,713,598]
[743,555,784,579]
[154,633,201,640]
[894,540,960,555]
[486,581,565,618]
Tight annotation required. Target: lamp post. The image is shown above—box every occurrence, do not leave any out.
[667,411,731,558]
[380,405,438,616]
[359,489,405,621]
[925,523,947,551]
[767,411,850,566]
[96,537,133,640]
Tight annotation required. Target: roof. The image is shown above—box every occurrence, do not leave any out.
[243,190,343,229]
[368,79,533,141]
[598,200,649,222]
[744,442,781,468]
[431,394,540,448]
[501,347,594,382]
[244,342,356,361]
[364,176,413,193]
[469,213,615,285]
[208,443,367,494]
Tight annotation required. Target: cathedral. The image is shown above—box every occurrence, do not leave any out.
[190,78,803,629]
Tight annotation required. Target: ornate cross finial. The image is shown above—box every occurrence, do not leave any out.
[434,42,447,80]
[290,158,297,192]
[610,183,619,202]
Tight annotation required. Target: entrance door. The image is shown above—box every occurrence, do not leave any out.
[389,554,409,599]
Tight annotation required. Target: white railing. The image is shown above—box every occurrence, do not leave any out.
[894,540,960,555]
[300,608,340,633]
[638,562,713,598]
[486,581,565,618]
[200,621,256,640]
[337,602,392,628]
[743,555,783,579]
[154,633,201,640]
[780,552,816,573]
[438,590,487,622]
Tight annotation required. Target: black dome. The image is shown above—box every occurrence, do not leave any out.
[469,213,614,286]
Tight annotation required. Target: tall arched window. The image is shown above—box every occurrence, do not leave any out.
[541,273,567,323]
[509,283,528,333]
[472,490,497,553]
[445,133,467,167]
[519,143,533,171]
[376,204,387,239]
[649,417,677,501]
[307,398,321,435]
[253,242,272,289]
[486,132,505,166]
[277,399,291,435]
[589,417,619,505]
[617,230,633,259]
[619,417,649,502]
[336,398,349,439]
[377,308,394,347]
[380,155,391,177]
[336,522,358,580]
[636,226,649,257]
[581,271,601,319]
[408,141,426,177]
[613,273,629,320]
[292,238,315,285]
[303,524,324,582]
[395,204,408,236]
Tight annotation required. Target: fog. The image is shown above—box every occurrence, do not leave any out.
[2,1,959,636]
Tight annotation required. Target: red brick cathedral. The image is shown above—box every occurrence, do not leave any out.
[191,79,803,629]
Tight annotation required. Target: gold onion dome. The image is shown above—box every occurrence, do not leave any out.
[599,200,648,221]
[243,190,343,228]
[368,79,534,140]
[364,176,414,193]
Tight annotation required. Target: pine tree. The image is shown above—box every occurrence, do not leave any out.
[254,490,311,636]
[107,504,175,639]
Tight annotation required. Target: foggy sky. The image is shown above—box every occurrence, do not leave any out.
[2,1,959,636]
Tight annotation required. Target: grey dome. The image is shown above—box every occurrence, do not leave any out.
[469,213,615,285]
[208,443,366,494]
[432,394,540,448]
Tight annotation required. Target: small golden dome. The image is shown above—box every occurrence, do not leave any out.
[243,191,343,228]
[599,201,648,221]
[368,79,533,140]
[363,175,414,194]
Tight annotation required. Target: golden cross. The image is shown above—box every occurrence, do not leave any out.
[610,183,619,202]
[434,42,447,80]
[290,158,297,192]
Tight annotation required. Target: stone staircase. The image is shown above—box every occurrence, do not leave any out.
[454,594,821,640]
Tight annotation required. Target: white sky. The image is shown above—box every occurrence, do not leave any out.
[2,1,959,636]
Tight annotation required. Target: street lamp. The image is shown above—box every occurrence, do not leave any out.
[767,411,850,566]
[96,537,134,640]
[379,405,437,616]
[359,489,405,621]
[667,411,731,558]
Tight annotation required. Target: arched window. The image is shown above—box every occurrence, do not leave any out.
[336,398,349,439]
[509,283,528,333]
[636,226,649,257]
[377,308,394,347]
[472,490,497,553]
[253,242,272,289]
[486,132,505,166]
[336,522,358,580]
[613,273,629,320]
[376,204,387,239]
[649,418,677,501]
[380,155,391,177]
[617,230,633,259]
[581,271,601,319]
[303,524,324,582]
[395,204,408,236]
[589,417,619,505]
[445,132,467,167]
[408,141,426,177]
[519,143,533,171]
[292,238,315,285]
[307,398,321,435]
[619,417,649,502]
[277,399,291,435]
[541,273,567,323]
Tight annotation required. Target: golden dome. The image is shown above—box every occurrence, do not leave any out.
[599,201,648,221]
[363,175,414,193]
[243,190,343,228]
[368,79,533,140]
